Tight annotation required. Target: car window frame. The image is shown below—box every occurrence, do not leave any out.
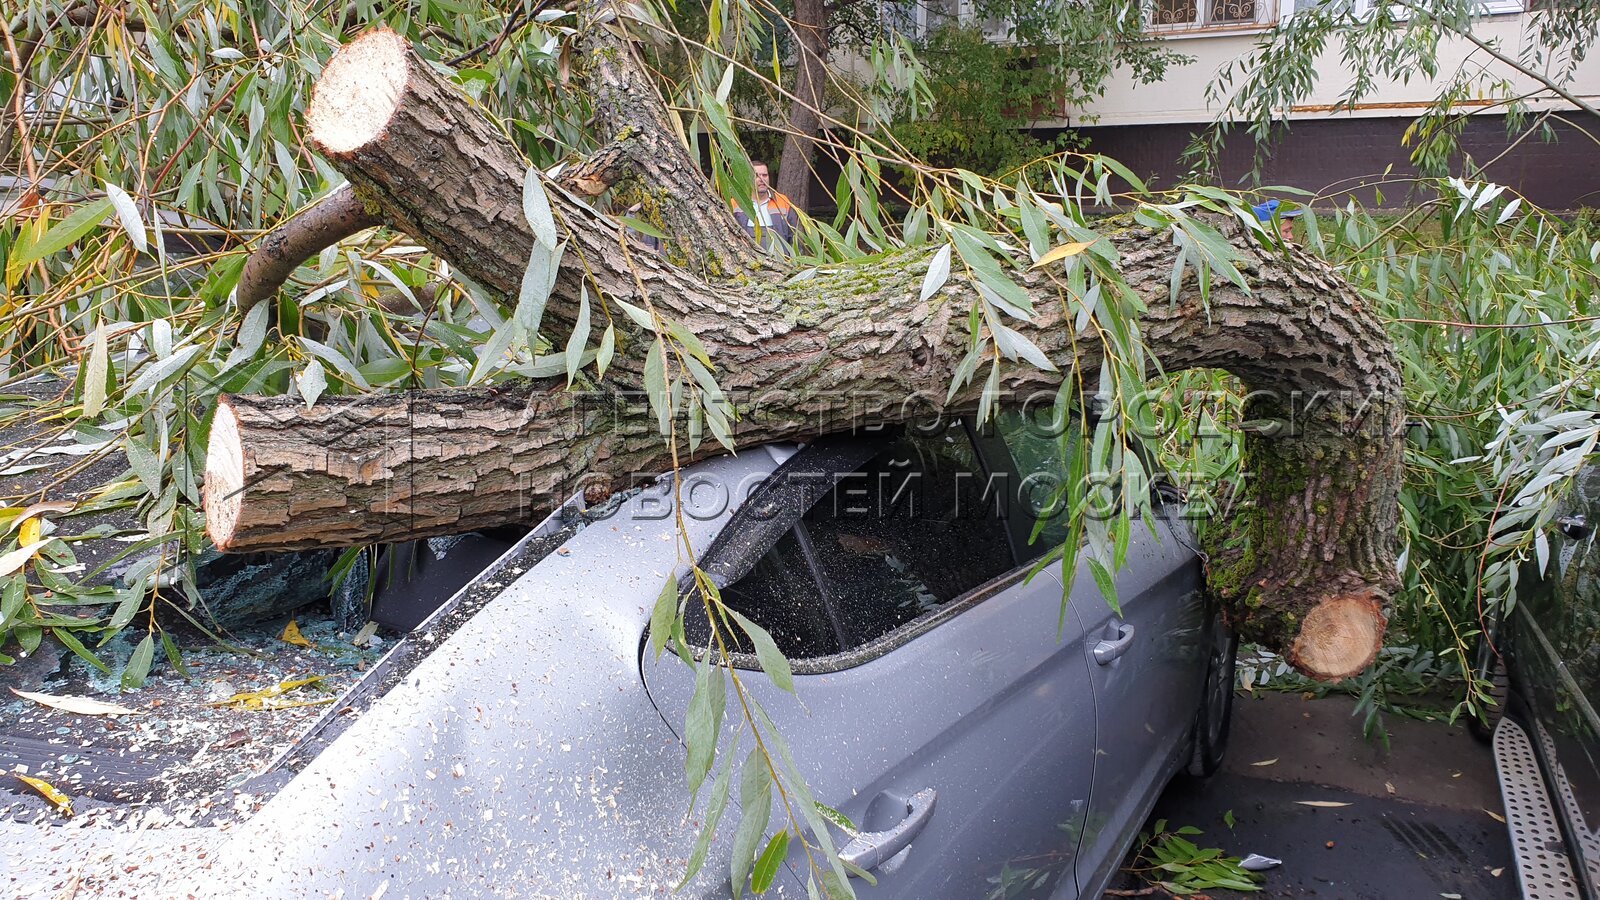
[672,419,1051,675]
[968,417,1037,565]
[984,407,1184,562]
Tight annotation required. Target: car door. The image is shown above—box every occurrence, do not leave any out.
[645,422,1101,898]
[1064,512,1206,891]
[988,409,1209,893]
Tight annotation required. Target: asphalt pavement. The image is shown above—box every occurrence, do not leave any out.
[1110,691,1517,899]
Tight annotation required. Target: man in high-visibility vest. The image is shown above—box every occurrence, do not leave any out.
[732,160,800,251]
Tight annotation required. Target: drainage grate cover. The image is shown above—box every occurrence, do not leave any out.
[1495,718,1582,899]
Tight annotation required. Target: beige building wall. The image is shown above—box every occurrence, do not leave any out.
[1062,6,1600,126]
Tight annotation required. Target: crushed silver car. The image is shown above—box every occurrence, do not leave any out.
[4,414,1233,898]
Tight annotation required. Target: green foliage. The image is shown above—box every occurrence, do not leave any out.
[887,26,1083,177]
[0,1,601,682]
[1304,181,1600,725]
[1123,819,1262,894]
[886,2,1186,180]
[1197,182,1600,734]
[962,0,1186,99]
[1237,643,1467,745]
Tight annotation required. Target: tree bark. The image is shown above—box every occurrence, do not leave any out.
[235,185,380,314]
[203,22,1403,681]
[775,0,830,211]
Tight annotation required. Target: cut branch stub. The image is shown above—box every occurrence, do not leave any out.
[204,25,1405,682]
[234,185,379,313]
[305,27,546,313]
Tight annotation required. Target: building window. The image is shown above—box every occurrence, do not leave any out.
[1210,0,1261,22]
[1148,0,1274,29]
[882,0,935,41]
[955,0,1019,42]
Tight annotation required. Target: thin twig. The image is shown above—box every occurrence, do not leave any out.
[1394,314,1600,329]
[1390,0,1600,120]
[447,1,535,66]
[1,17,39,186]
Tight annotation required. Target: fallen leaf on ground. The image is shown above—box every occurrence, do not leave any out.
[2,501,73,535]
[207,676,333,710]
[10,688,137,716]
[1491,867,1504,877]
[1484,808,1507,823]
[280,620,313,648]
[1296,801,1352,808]
[13,773,73,816]
[1251,758,1278,767]
[351,621,379,648]
[1385,781,1397,794]
[0,538,52,577]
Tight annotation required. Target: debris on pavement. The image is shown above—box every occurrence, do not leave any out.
[9,689,138,716]
[12,773,73,816]
[1,608,386,830]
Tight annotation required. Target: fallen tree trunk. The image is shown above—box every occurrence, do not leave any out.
[203,18,1403,680]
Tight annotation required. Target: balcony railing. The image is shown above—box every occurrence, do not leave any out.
[1147,0,1276,32]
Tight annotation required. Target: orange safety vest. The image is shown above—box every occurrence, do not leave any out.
[731,193,799,246]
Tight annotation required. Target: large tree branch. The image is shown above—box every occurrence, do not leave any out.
[204,25,1404,681]
[573,6,762,271]
[235,7,758,315]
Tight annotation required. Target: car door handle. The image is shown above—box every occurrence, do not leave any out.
[839,788,937,873]
[1093,624,1136,665]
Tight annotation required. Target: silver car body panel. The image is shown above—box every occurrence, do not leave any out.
[1070,513,1207,898]
[185,450,793,898]
[645,507,1205,900]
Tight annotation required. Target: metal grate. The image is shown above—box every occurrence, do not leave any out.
[1531,720,1600,886]
[1495,718,1582,899]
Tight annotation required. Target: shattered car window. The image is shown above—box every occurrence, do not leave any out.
[801,424,1014,652]
[711,530,842,657]
[690,423,1014,661]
